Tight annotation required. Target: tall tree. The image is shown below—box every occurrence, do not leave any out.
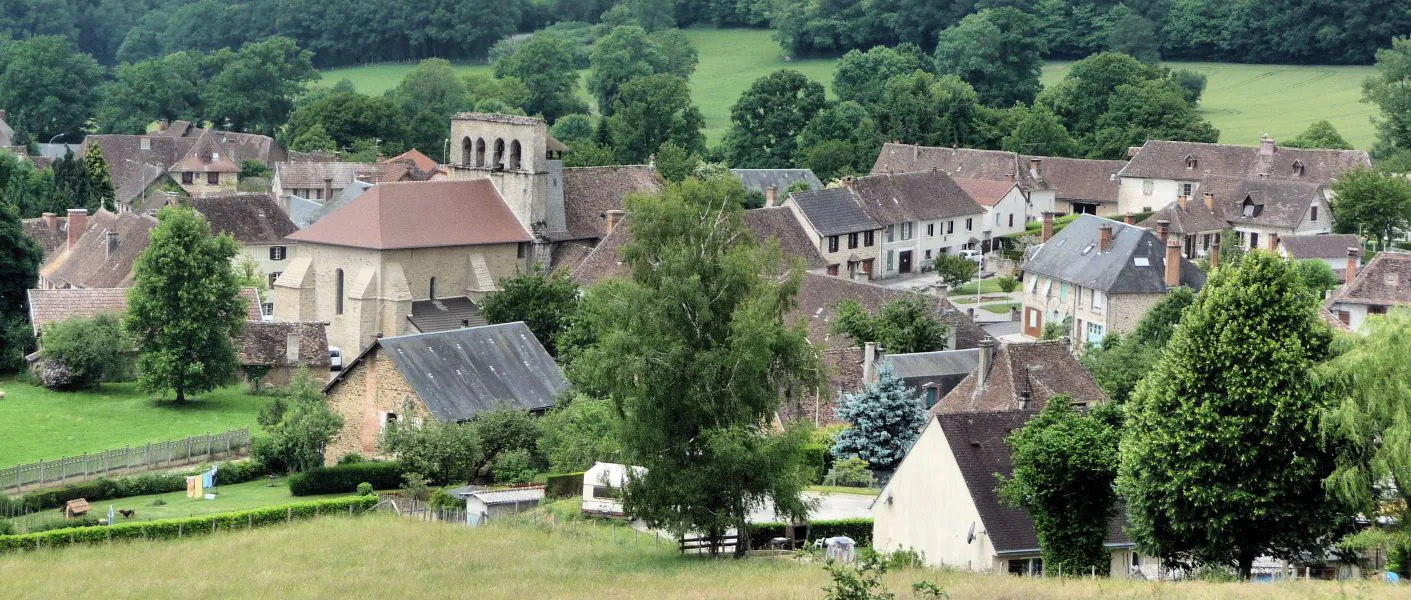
[1365,37,1411,157]
[1001,398,1122,576]
[1081,286,1196,404]
[480,267,580,357]
[251,369,343,472]
[1002,105,1080,157]
[1104,7,1161,63]
[96,51,207,134]
[722,69,826,168]
[1283,120,1354,150]
[1329,167,1411,250]
[282,92,409,157]
[934,8,1046,107]
[832,363,926,472]
[0,199,41,371]
[797,101,880,180]
[125,205,244,402]
[1087,79,1220,159]
[607,74,705,163]
[1119,251,1345,578]
[873,71,984,148]
[203,37,317,135]
[588,26,698,116]
[494,32,587,122]
[831,295,949,354]
[568,176,823,548]
[80,144,115,213]
[1037,52,1160,138]
[832,44,928,108]
[0,36,102,143]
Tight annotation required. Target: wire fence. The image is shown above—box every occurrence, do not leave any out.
[0,429,251,493]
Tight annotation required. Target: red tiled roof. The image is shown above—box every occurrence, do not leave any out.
[286,179,532,249]
[382,149,439,174]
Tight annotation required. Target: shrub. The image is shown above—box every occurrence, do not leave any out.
[544,472,585,499]
[288,462,406,496]
[800,443,828,484]
[34,359,74,390]
[493,448,536,484]
[356,482,374,496]
[430,488,461,509]
[339,453,366,465]
[0,522,13,536]
[212,460,270,485]
[996,275,1019,294]
[826,457,873,487]
[35,313,133,390]
[747,518,875,549]
[29,516,103,532]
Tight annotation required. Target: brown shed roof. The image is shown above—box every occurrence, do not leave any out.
[932,340,1108,414]
[274,161,377,191]
[22,215,71,260]
[238,321,331,368]
[382,149,439,174]
[1137,198,1227,235]
[743,207,828,270]
[286,179,532,249]
[1279,234,1362,261]
[1330,251,1411,307]
[1025,156,1126,203]
[189,193,298,245]
[561,166,664,241]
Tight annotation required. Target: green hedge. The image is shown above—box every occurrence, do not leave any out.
[1,460,271,514]
[544,472,585,499]
[0,495,379,553]
[746,518,874,549]
[288,462,405,496]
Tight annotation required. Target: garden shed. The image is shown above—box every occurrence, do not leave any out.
[449,485,545,526]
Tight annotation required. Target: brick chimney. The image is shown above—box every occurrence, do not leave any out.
[1204,192,1215,212]
[977,337,995,391]
[66,208,88,251]
[1209,233,1220,270]
[1098,224,1113,253]
[322,177,334,202]
[765,185,777,208]
[1347,247,1360,282]
[1165,236,1183,288]
[105,231,119,259]
[1124,213,1135,225]
[1177,195,1188,210]
[41,212,57,231]
[604,209,624,234]
[1041,211,1055,242]
[841,176,857,189]
[1028,158,1041,176]
[1156,220,1170,246]
[1259,134,1275,157]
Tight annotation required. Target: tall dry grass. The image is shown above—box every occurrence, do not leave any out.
[0,514,1400,599]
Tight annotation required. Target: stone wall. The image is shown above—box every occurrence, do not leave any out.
[324,346,433,465]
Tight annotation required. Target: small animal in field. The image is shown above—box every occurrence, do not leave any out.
[118,509,136,519]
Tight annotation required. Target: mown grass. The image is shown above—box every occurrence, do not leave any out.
[322,29,1378,150]
[0,379,270,467]
[947,278,1006,296]
[806,485,881,496]
[980,301,1022,314]
[0,514,1400,599]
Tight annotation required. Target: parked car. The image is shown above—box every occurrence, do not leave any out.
[959,249,983,263]
[329,347,342,371]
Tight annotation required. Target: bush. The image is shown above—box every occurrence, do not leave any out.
[493,448,536,484]
[35,359,74,390]
[0,522,13,536]
[544,472,584,499]
[212,460,270,485]
[747,518,875,549]
[36,313,133,390]
[29,516,103,532]
[825,457,873,487]
[0,496,379,553]
[338,453,366,465]
[288,462,406,496]
[356,482,374,496]
[800,443,828,484]
[430,488,461,509]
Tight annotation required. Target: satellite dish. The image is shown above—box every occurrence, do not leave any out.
[966,521,976,544]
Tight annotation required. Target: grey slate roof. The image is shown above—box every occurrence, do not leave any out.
[1023,215,1205,294]
[788,187,879,236]
[302,180,373,227]
[852,170,986,225]
[885,349,981,380]
[1201,175,1324,230]
[285,194,324,229]
[1279,234,1362,260]
[407,297,488,333]
[731,169,822,194]
[374,322,566,422]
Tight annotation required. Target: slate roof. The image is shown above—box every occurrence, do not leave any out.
[238,321,330,369]
[274,161,377,191]
[188,193,298,245]
[1280,234,1362,261]
[870,144,1046,191]
[561,165,664,241]
[299,181,373,228]
[885,349,981,381]
[1137,198,1227,235]
[41,210,158,289]
[1118,139,1370,183]
[1025,156,1125,204]
[788,187,880,236]
[331,322,567,422]
[22,215,71,260]
[1330,251,1411,307]
[953,178,1017,207]
[851,170,986,225]
[28,287,263,334]
[1023,215,1206,294]
[286,180,532,250]
[742,207,828,270]
[285,194,326,229]
[170,130,239,173]
[731,169,822,194]
[33,143,82,160]
[407,297,488,332]
[1200,175,1325,230]
[931,341,1108,414]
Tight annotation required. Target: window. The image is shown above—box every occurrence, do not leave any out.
[517,242,527,259]
[475,138,486,166]
[886,225,895,243]
[461,137,474,165]
[1142,180,1154,195]
[1292,160,1305,176]
[965,218,973,231]
[995,212,1001,225]
[509,140,522,170]
[1086,322,1105,345]
[828,236,839,253]
[1370,304,1389,315]
[924,249,932,260]
[886,250,894,271]
[1059,282,1067,302]
[592,485,622,500]
[1185,154,1197,169]
[268,272,281,288]
[1092,290,1104,311]
[864,231,874,247]
[261,302,273,316]
[182,172,194,185]
[1310,205,1318,222]
[947,221,954,235]
[1180,183,1193,197]
[848,233,858,249]
[429,277,437,300]
[924,386,938,408]
[334,269,344,315]
[1026,275,1038,293]
[901,222,912,240]
[380,412,399,432]
[826,264,839,276]
[1249,232,1260,250]
[207,172,219,185]
[1008,214,1014,228]
[926,223,934,237]
[269,246,286,261]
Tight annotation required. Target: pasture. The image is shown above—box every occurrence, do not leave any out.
[322,28,1379,148]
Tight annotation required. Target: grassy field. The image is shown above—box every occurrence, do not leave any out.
[0,380,270,467]
[320,29,1379,149]
[0,514,1401,599]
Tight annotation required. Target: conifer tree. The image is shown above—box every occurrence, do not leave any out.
[832,363,927,472]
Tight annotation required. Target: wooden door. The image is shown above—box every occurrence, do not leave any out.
[1023,307,1043,338]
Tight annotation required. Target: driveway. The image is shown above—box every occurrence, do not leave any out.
[747,491,876,523]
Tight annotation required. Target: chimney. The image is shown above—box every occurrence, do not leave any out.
[1209,234,1220,270]
[1028,158,1041,175]
[604,209,624,234]
[1018,389,1031,411]
[66,208,88,251]
[765,185,777,208]
[105,231,119,259]
[863,342,879,385]
[1156,220,1170,245]
[42,212,57,232]
[1259,134,1275,157]
[842,176,856,189]
[1041,211,1055,242]
[1203,192,1215,211]
[977,337,995,390]
[160,118,169,131]
[322,177,333,202]
[285,333,300,363]
[1124,213,1135,225]
[1098,224,1113,253]
[1177,195,1188,210]
[1165,236,1182,288]
[1347,247,1360,282]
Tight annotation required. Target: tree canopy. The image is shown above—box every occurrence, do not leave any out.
[0,36,102,143]
[934,8,1046,107]
[723,69,826,168]
[831,295,950,354]
[480,267,580,357]
[1329,167,1411,250]
[494,32,587,122]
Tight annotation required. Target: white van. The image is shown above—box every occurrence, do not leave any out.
[329,347,342,371]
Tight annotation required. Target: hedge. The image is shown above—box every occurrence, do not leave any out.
[288,462,405,496]
[0,495,379,553]
[544,472,584,499]
[1,460,272,514]
[746,518,874,549]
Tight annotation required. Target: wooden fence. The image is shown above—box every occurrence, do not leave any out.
[0,429,251,493]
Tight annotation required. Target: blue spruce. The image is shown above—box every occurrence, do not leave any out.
[832,362,928,472]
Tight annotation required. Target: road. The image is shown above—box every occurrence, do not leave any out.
[747,491,875,523]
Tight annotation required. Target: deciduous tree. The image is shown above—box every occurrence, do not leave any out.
[723,69,826,168]
[832,44,928,108]
[251,369,343,472]
[536,395,623,473]
[1329,167,1411,250]
[481,267,580,357]
[1283,120,1353,150]
[607,74,705,163]
[37,314,132,390]
[932,253,978,289]
[1002,105,1080,157]
[831,295,949,354]
[934,8,1046,107]
[203,37,317,135]
[493,32,587,122]
[873,72,984,148]
[0,36,102,143]
[0,200,41,372]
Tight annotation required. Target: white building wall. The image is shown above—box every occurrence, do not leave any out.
[1118,178,1195,215]
[1328,301,1371,332]
[1027,190,1057,218]
[984,188,1028,240]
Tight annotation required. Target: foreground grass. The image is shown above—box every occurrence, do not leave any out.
[0,515,1399,599]
[0,380,269,467]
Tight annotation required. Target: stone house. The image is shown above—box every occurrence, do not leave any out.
[1115,136,1369,215]
[871,144,1056,216]
[781,186,883,280]
[875,344,982,410]
[38,209,157,289]
[930,339,1108,414]
[1278,233,1363,278]
[1328,251,1411,331]
[274,179,533,356]
[1020,214,1205,344]
[851,170,989,277]
[84,125,284,212]
[237,321,331,387]
[154,119,286,166]
[1136,193,1227,259]
[168,130,239,196]
[320,322,566,464]
[1199,175,1332,251]
[272,161,378,202]
[872,410,1150,575]
[189,193,299,315]
[1025,156,1126,217]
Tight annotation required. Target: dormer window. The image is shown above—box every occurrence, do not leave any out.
[1241,196,1262,218]
[1185,154,1197,169]
[212,152,220,161]
[1386,272,1400,286]
[1292,160,1304,176]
